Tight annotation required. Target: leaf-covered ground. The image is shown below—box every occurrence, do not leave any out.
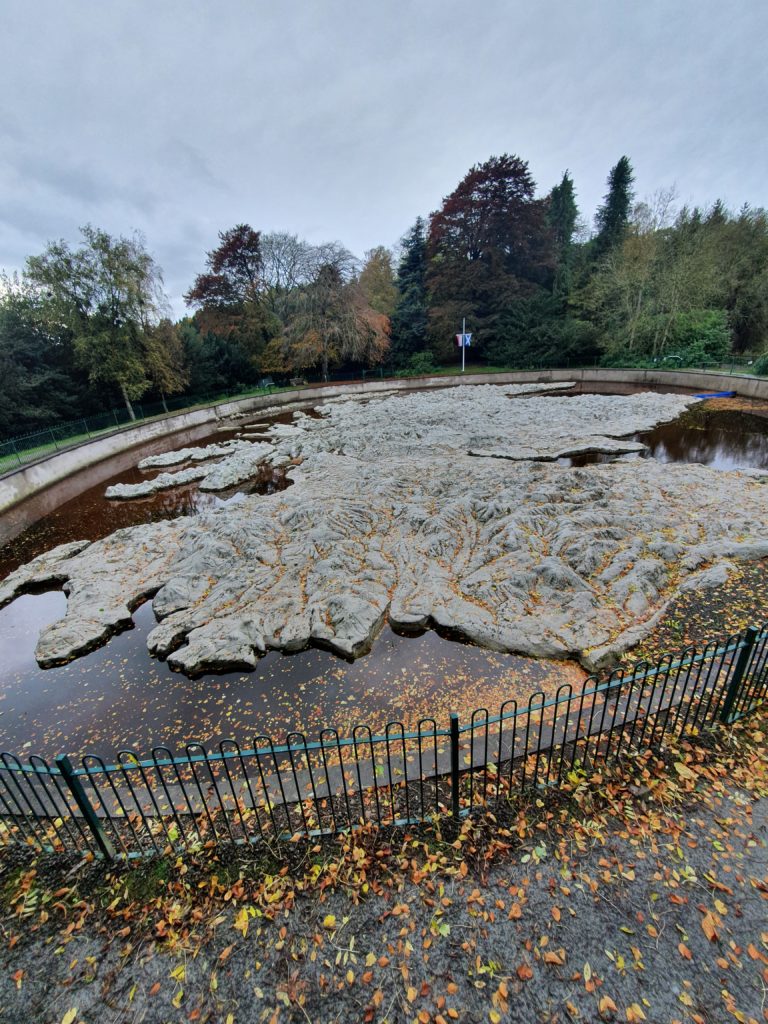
[623,559,768,666]
[0,720,766,1024]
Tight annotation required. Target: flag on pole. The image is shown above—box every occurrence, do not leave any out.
[455,333,472,347]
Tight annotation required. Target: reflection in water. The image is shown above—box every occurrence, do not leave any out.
[1,391,767,759]
[0,595,585,759]
[558,402,768,471]
[636,405,768,470]
[0,432,291,579]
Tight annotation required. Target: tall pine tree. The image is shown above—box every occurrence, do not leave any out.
[547,170,578,298]
[594,156,634,255]
[389,218,428,367]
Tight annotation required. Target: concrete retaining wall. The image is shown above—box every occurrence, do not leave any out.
[1,368,766,516]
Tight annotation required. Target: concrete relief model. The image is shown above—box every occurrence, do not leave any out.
[2,384,766,674]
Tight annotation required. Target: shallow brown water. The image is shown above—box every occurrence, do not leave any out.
[635,403,768,470]
[559,394,768,471]
[0,592,584,759]
[1,386,765,759]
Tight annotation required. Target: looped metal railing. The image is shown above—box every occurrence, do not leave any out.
[0,624,765,860]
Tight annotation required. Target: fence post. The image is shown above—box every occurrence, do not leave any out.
[719,626,758,724]
[49,427,58,451]
[82,418,91,439]
[450,713,460,817]
[55,755,115,860]
[10,439,21,466]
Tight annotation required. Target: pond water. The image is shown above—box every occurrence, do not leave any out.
[0,591,584,759]
[1,388,766,759]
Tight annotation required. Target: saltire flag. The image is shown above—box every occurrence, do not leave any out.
[455,333,472,347]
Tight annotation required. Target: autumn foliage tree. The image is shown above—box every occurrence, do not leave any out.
[184,225,273,373]
[426,154,554,361]
[282,255,389,380]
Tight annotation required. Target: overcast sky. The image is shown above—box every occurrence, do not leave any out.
[1,0,766,315]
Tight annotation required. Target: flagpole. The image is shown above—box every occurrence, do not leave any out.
[462,317,465,374]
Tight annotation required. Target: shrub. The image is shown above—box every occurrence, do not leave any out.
[395,350,438,377]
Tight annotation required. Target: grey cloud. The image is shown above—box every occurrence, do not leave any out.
[0,0,765,310]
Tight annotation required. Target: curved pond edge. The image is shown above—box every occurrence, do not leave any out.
[2,367,767,516]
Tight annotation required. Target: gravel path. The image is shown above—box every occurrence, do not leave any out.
[0,731,766,1024]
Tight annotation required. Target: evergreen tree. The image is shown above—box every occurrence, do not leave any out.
[0,279,89,436]
[389,218,428,367]
[547,171,578,297]
[594,156,635,255]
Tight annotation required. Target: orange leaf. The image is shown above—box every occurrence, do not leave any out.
[701,912,718,942]
[543,951,564,966]
[678,943,693,960]
[516,963,533,981]
[551,906,561,922]
[599,994,618,1014]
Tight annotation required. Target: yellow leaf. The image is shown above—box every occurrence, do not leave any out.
[170,964,186,982]
[61,1011,78,1024]
[489,1011,502,1024]
[626,1003,646,1022]
[583,961,592,983]
[673,762,696,781]
[346,970,354,985]
[407,986,417,1003]
[172,988,184,1008]
[234,908,249,938]
[322,914,336,930]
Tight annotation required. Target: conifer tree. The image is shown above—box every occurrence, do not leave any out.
[547,171,578,297]
[389,218,428,367]
[594,156,635,255]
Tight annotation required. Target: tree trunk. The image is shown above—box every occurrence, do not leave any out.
[119,381,136,421]
[161,391,169,414]
[321,347,329,382]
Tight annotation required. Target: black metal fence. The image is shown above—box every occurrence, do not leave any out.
[0,393,246,475]
[1,357,761,476]
[0,371,386,475]
[0,624,766,862]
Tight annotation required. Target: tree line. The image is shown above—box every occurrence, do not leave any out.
[2,153,767,438]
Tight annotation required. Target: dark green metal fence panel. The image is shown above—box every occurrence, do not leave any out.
[0,625,764,862]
